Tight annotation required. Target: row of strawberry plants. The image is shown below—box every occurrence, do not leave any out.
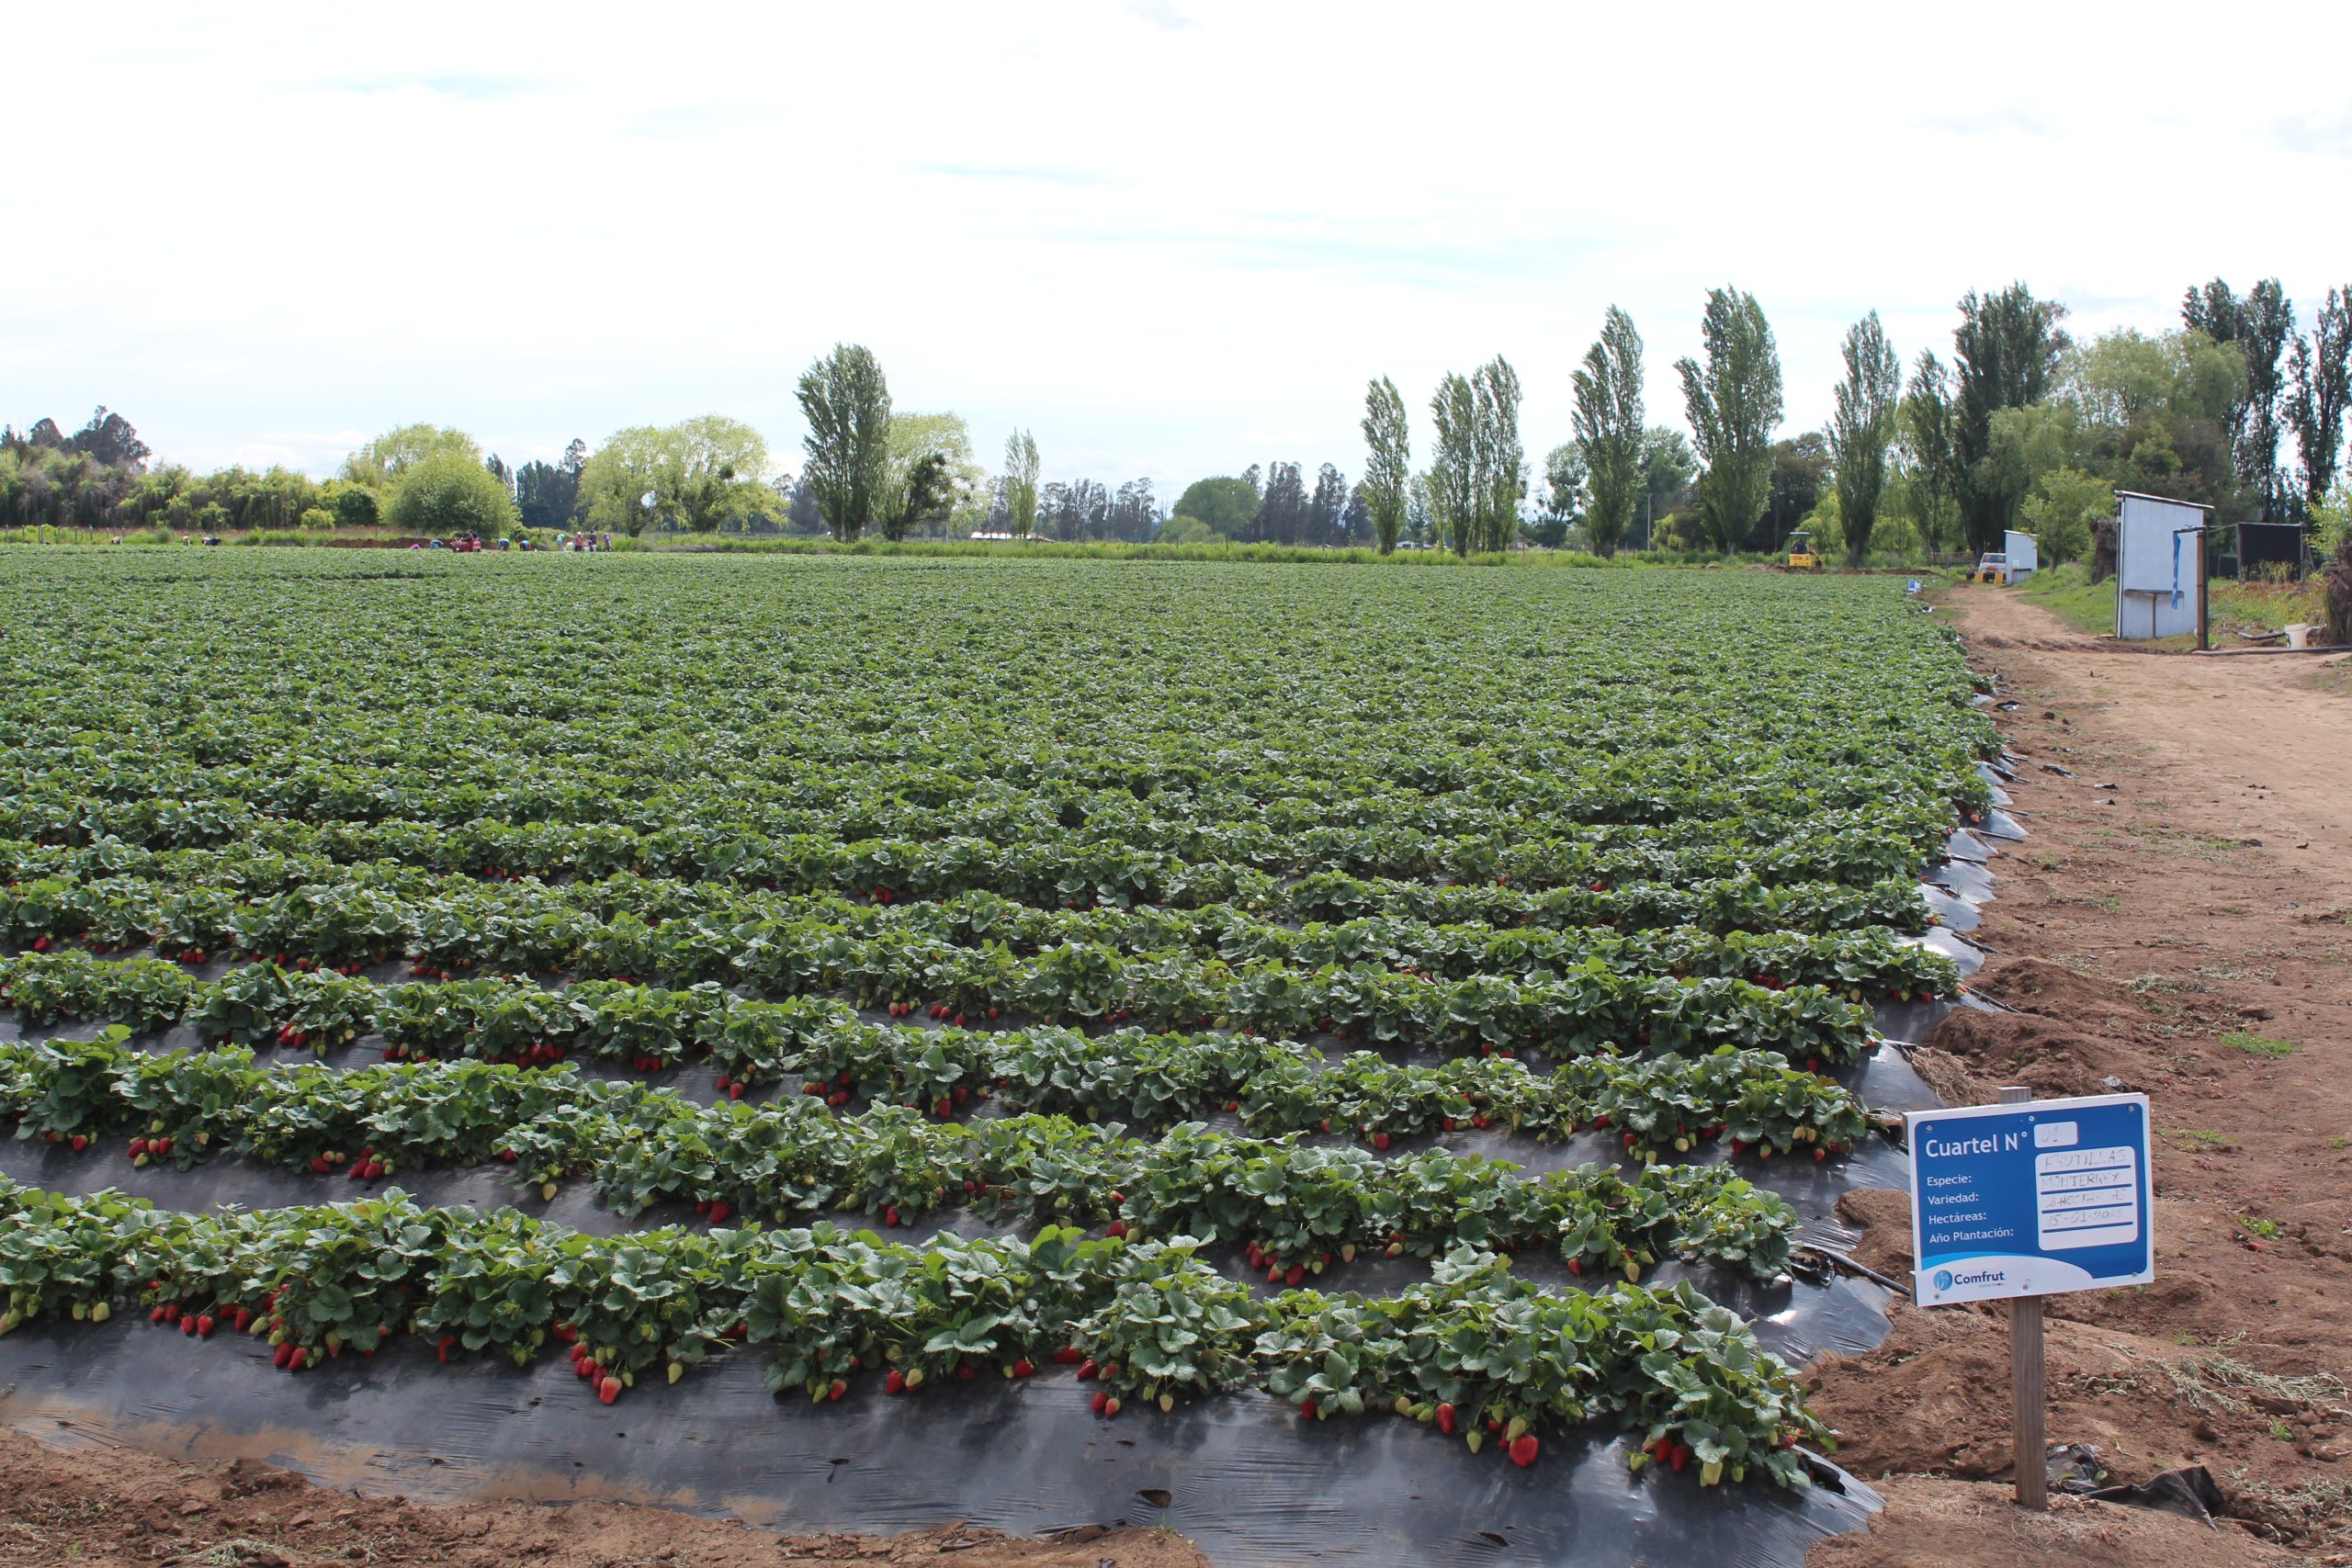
[0,1178,1829,1484]
[0,1032,1807,1279]
[3,888,1881,1064]
[2,949,1878,1106]
[5,757,1968,888]
[1,564,1994,828]
[2,824,1944,939]
[0,848,1961,999]
[1,967,1866,1159]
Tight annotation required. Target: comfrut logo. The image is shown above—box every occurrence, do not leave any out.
[1932,1269,1954,1292]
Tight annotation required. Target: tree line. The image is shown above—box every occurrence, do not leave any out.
[1359,276,2348,565]
[10,284,2348,561]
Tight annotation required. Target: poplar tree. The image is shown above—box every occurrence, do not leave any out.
[1677,288,1783,553]
[797,344,893,542]
[1828,311,1902,562]
[1360,376,1411,554]
[1571,307,1644,557]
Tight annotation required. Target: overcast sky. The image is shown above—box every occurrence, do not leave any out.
[6,2,2350,496]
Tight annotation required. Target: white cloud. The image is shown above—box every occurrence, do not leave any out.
[5,0,2349,495]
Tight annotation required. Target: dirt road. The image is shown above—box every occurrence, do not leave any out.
[1810,583,2352,1566]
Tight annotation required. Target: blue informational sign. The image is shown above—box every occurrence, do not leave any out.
[1907,1093,2154,1306]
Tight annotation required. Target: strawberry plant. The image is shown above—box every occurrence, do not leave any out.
[1068,1237,1257,1414]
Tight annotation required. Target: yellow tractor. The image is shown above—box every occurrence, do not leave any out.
[1783,530,1823,571]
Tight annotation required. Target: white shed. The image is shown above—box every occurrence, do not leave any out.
[2113,491,2211,641]
[2001,531,2039,582]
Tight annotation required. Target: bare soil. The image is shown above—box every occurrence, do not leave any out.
[1807,583,2352,1565]
[0,1426,1204,1567]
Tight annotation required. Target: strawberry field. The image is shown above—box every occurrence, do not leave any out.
[0,552,1995,1561]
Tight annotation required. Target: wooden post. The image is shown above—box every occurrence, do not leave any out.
[1999,1083,2047,1510]
[2197,529,2211,652]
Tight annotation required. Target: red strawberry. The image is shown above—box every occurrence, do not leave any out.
[599,1376,621,1404]
[288,1347,308,1371]
[1435,1403,1457,1436]
[1510,1435,1539,1468]
[1284,1265,1306,1288]
[1010,1358,1035,1379]
[1091,1390,1108,1415]
[828,1379,847,1401]
[69,1134,87,1153]
[272,1342,292,1369]
[1372,1133,1391,1151]
[885,1370,907,1395]
[953,1364,977,1382]
[182,1315,198,1337]
[436,1335,457,1363]
[707,1201,730,1224]
[1076,1359,1098,1382]
[1053,1347,1084,1365]
[195,1314,215,1337]
[883,1205,899,1228]
[1105,1220,1128,1240]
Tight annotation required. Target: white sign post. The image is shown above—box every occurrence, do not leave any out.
[1907,1089,2154,1509]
